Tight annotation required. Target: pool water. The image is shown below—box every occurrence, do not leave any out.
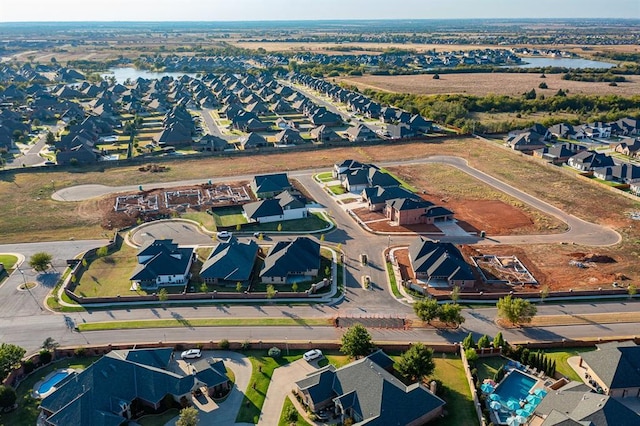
[38,371,71,395]
[491,370,537,422]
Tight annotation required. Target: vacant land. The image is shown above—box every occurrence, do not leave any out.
[387,164,567,235]
[336,73,640,97]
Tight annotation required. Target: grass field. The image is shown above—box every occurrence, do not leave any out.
[0,254,18,269]
[137,409,180,426]
[212,206,248,227]
[327,184,346,195]
[278,396,312,426]
[336,73,640,97]
[75,243,140,297]
[430,355,478,426]
[315,172,334,182]
[180,211,217,231]
[544,347,596,382]
[77,317,333,331]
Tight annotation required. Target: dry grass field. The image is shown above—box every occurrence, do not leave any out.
[336,73,640,97]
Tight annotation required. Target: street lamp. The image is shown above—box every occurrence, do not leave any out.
[18,267,43,311]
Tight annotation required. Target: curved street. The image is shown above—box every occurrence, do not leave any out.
[0,154,631,354]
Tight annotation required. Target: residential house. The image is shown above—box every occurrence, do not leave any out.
[593,163,640,184]
[385,198,454,226]
[361,186,421,211]
[200,237,259,285]
[194,134,228,152]
[239,132,268,150]
[260,237,320,284]
[409,114,433,133]
[533,143,586,164]
[610,117,640,136]
[251,173,292,199]
[614,139,640,157]
[295,350,445,426]
[333,159,368,181]
[242,191,307,224]
[530,381,640,426]
[40,348,229,426]
[631,182,640,196]
[505,131,547,153]
[130,239,194,290]
[387,123,419,140]
[309,109,342,126]
[584,122,612,139]
[309,125,343,143]
[408,237,476,289]
[56,144,100,166]
[274,128,305,145]
[578,341,640,397]
[345,124,377,142]
[191,358,232,398]
[567,150,616,171]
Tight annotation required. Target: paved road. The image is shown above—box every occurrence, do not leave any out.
[201,108,233,141]
[4,125,60,169]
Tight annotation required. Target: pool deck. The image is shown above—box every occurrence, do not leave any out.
[488,368,549,425]
[32,368,76,399]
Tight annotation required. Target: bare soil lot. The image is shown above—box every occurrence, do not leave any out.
[336,73,640,97]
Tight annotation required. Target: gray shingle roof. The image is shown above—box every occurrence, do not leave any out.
[200,238,259,282]
[243,199,283,220]
[260,237,320,279]
[409,237,474,282]
[580,341,640,389]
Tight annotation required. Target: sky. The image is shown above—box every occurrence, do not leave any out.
[1,0,639,22]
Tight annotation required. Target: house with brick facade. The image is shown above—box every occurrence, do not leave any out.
[408,237,476,289]
[385,198,454,226]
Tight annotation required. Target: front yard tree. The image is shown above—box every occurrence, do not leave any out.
[450,285,460,304]
[158,288,169,303]
[236,282,243,292]
[340,323,373,359]
[46,131,55,144]
[493,332,505,349]
[0,343,26,380]
[176,406,199,426]
[414,298,440,324]
[396,343,435,383]
[42,337,59,351]
[266,284,276,299]
[29,252,52,272]
[496,295,537,325]
[628,284,637,299]
[477,335,491,348]
[462,332,475,350]
[438,303,465,326]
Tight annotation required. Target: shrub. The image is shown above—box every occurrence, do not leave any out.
[284,404,298,422]
[268,347,281,358]
[39,350,52,365]
[240,340,251,351]
[538,82,548,89]
[0,385,17,410]
[22,360,35,375]
[465,348,479,364]
[218,339,230,350]
[74,347,86,357]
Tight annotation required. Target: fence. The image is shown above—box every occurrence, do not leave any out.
[460,344,487,426]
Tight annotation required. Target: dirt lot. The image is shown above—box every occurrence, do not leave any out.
[336,73,640,97]
[386,164,566,236]
[352,207,442,234]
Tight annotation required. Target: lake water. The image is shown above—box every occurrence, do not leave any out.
[514,57,616,69]
[101,67,196,83]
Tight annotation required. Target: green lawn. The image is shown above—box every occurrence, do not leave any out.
[278,396,312,426]
[236,350,304,424]
[475,356,506,382]
[212,206,248,227]
[0,254,18,269]
[241,213,330,233]
[77,317,332,331]
[544,347,596,382]
[0,356,99,426]
[75,243,141,297]
[430,355,478,426]
[380,167,419,192]
[316,172,334,182]
[328,184,346,195]
[386,261,402,298]
[181,211,217,231]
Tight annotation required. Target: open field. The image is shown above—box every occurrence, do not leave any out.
[336,73,640,97]
[387,164,567,236]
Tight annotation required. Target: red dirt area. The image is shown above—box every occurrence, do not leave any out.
[421,196,533,236]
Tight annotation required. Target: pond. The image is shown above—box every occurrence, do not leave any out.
[101,67,196,83]
[512,57,616,69]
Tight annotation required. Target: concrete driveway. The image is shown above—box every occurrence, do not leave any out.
[257,358,320,425]
[165,350,253,426]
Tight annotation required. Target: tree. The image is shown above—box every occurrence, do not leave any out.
[319,233,325,242]
[0,385,16,410]
[277,223,283,232]
[493,332,505,349]
[432,73,440,80]
[284,403,298,423]
[450,285,460,304]
[413,299,439,324]
[462,332,475,350]
[292,282,299,293]
[266,284,276,299]
[0,343,26,379]
[235,223,241,231]
[477,335,491,349]
[200,283,209,293]
[176,406,199,426]
[628,284,637,299]
[29,252,52,272]
[538,82,548,89]
[42,337,59,351]
[539,285,550,303]
[438,303,465,326]
[496,295,537,325]
[340,323,373,359]
[465,348,479,364]
[46,131,55,145]
[158,288,169,303]
[236,282,243,293]
[396,343,435,382]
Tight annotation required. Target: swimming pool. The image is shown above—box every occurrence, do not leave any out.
[35,370,73,398]
[491,370,538,423]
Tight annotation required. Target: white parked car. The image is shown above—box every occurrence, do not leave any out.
[181,349,202,359]
[216,231,232,240]
[303,349,323,362]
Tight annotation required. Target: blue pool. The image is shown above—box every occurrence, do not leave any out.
[38,371,71,395]
[491,370,538,423]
